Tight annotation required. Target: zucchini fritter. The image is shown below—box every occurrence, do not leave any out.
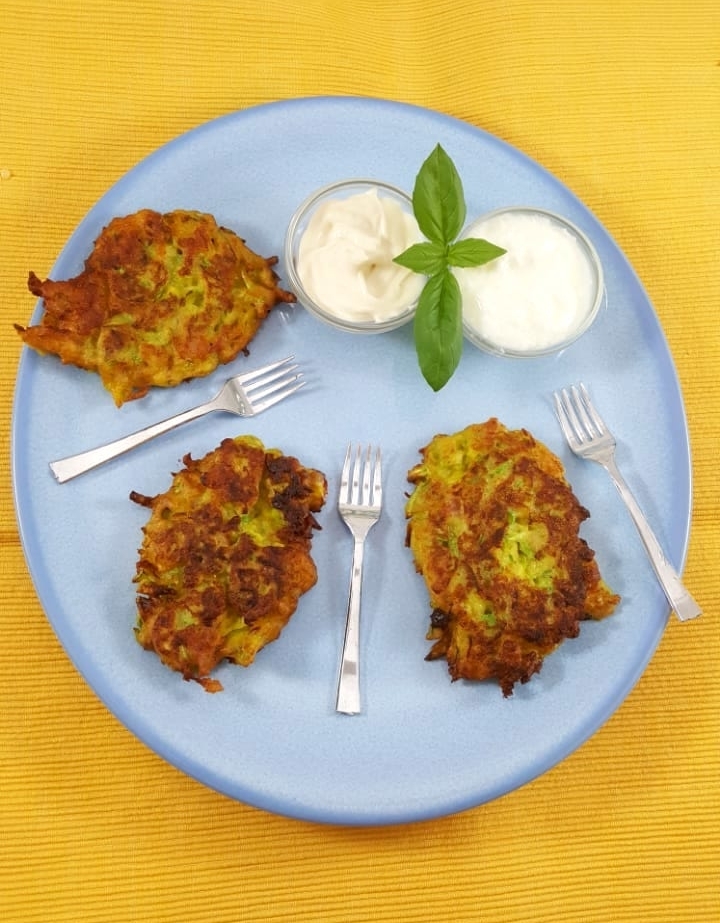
[17,209,295,405]
[131,436,326,692]
[405,419,619,696]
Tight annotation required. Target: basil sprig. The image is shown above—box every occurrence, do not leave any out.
[394,144,506,390]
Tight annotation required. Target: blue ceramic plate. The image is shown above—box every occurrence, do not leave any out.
[12,97,692,825]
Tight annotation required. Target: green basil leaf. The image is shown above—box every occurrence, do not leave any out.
[396,143,509,390]
[393,241,446,276]
[412,144,466,244]
[414,269,463,391]
[447,237,507,268]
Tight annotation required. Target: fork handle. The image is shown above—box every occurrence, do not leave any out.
[49,399,215,483]
[604,459,701,621]
[336,536,366,714]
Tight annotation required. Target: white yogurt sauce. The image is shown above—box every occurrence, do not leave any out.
[296,188,424,323]
[457,210,600,354]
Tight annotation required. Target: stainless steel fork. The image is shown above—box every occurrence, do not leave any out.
[49,356,304,483]
[336,444,383,715]
[553,383,701,621]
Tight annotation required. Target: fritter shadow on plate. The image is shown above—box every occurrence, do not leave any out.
[131,436,327,692]
[17,209,296,405]
[405,419,620,696]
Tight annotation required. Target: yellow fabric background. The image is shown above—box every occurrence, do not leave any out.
[1,1,718,920]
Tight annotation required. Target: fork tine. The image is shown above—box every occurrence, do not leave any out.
[361,446,372,505]
[242,362,300,397]
[552,389,567,430]
[566,387,587,438]
[555,383,607,444]
[553,388,580,445]
[578,383,608,437]
[567,383,596,439]
[350,445,362,505]
[341,445,382,507]
[244,367,302,404]
[235,354,295,385]
[340,444,353,502]
[249,378,306,414]
[372,447,382,508]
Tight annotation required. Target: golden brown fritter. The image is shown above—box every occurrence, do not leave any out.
[16,209,296,405]
[405,419,619,696]
[131,436,327,692]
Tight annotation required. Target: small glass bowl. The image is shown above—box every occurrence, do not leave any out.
[458,206,605,358]
[283,179,421,334]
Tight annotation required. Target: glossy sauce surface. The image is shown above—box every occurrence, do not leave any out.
[296,189,424,323]
[458,210,599,355]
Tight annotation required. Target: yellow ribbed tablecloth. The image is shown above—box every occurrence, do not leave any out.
[1,2,718,921]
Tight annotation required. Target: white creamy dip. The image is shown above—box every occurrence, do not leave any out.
[457,209,601,355]
[296,188,424,324]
